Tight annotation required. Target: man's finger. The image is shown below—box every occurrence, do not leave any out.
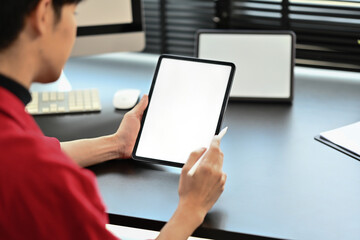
[203,136,224,168]
[184,147,207,170]
[212,135,222,147]
[130,95,148,118]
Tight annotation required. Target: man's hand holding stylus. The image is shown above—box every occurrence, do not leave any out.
[179,136,227,219]
[157,136,227,240]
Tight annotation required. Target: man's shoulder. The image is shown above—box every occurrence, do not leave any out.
[0,128,97,191]
[0,87,42,133]
[0,128,61,165]
[0,129,104,212]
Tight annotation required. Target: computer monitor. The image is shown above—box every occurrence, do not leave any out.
[196,30,295,102]
[31,0,145,92]
[72,0,145,56]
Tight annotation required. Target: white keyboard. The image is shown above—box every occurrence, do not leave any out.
[26,89,101,115]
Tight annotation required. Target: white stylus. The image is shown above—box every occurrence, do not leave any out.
[187,127,228,176]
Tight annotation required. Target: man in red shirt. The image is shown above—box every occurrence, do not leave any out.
[0,0,227,239]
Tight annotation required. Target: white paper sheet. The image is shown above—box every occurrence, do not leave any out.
[320,121,360,156]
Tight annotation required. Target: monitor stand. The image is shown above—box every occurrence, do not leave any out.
[30,70,72,92]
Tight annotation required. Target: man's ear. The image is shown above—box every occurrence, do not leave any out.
[27,0,53,35]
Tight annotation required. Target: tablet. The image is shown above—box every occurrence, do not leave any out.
[132,55,235,167]
[196,30,295,102]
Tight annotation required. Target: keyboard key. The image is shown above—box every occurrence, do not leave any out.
[50,92,57,101]
[50,104,57,112]
[69,106,84,112]
[58,92,65,100]
[42,92,49,102]
[26,108,39,114]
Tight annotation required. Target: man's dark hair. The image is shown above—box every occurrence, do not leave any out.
[0,0,82,51]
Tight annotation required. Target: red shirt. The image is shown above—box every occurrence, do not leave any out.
[0,86,118,239]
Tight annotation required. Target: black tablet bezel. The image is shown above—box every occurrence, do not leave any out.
[195,30,296,103]
[132,54,235,167]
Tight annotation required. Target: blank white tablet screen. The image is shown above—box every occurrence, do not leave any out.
[198,33,292,98]
[135,58,232,164]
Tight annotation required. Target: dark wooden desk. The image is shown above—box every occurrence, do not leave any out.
[35,53,360,240]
